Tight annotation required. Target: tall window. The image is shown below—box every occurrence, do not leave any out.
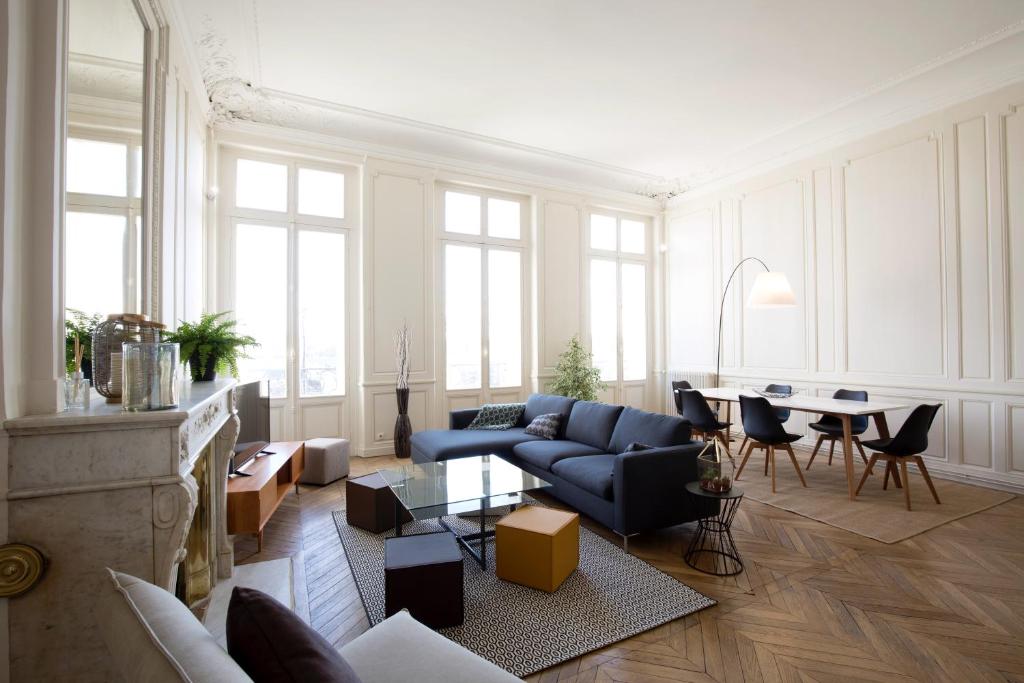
[225,153,352,401]
[441,188,526,391]
[588,212,650,382]
[65,131,143,317]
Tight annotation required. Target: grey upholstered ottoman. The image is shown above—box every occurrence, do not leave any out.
[298,437,350,485]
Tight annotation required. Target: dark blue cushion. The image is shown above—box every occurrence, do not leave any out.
[512,440,604,471]
[410,427,541,463]
[520,394,577,432]
[608,407,691,454]
[564,401,624,451]
[551,454,616,500]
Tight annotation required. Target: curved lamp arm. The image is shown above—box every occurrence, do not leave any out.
[715,257,769,386]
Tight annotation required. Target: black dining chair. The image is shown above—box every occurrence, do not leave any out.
[736,395,807,493]
[671,380,692,416]
[806,389,870,469]
[856,404,942,511]
[679,389,731,443]
[737,383,793,455]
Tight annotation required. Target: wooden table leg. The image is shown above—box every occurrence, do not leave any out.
[724,400,732,442]
[841,414,856,501]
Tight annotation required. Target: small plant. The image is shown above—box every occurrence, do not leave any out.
[163,311,258,381]
[548,335,605,401]
[65,309,102,376]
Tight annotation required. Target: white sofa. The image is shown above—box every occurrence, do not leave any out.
[98,569,521,683]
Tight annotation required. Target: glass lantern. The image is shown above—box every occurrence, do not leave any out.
[697,437,735,493]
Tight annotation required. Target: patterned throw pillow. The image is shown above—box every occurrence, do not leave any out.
[524,413,562,440]
[466,403,526,431]
[623,442,653,453]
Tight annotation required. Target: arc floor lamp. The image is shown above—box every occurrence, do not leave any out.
[715,257,796,385]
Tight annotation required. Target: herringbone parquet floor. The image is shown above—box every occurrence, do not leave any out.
[237,454,1024,682]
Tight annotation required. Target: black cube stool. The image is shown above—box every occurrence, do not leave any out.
[384,532,464,628]
[346,472,412,533]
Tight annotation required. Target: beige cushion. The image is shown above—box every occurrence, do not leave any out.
[97,569,251,683]
[341,610,521,683]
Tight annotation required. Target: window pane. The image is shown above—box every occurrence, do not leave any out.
[67,138,127,196]
[444,191,481,235]
[488,249,521,388]
[590,214,616,251]
[621,263,647,381]
[445,244,482,389]
[620,219,646,254]
[487,197,520,239]
[297,168,345,218]
[235,223,288,398]
[236,159,287,212]
[65,211,128,316]
[298,231,346,396]
[590,259,617,381]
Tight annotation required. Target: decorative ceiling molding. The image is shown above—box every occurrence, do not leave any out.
[67,54,143,104]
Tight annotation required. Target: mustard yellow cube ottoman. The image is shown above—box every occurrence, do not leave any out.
[495,505,579,592]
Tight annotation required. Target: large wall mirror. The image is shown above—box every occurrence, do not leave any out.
[64,0,148,326]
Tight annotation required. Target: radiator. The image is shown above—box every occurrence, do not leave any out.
[668,369,718,390]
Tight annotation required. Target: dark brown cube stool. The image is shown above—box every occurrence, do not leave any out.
[346,472,412,533]
[384,532,464,628]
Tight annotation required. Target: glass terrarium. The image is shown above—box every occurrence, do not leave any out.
[697,437,735,493]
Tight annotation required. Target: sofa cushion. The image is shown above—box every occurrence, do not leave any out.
[466,403,525,430]
[227,586,362,683]
[551,454,616,500]
[97,569,250,683]
[564,401,624,451]
[512,440,604,471]
[411,427,542,462]
[608,407,691,454]
[341,610,521,683]
[523,413,561,439]
[521,394,577,433]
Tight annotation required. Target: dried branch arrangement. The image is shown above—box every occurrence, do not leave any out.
[394,321,410,390]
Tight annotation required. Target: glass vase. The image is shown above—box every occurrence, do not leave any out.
[122,342,180,411]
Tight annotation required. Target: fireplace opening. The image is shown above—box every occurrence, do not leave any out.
[175,446,214,606]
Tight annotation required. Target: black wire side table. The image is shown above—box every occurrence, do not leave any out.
[683,481,744,576]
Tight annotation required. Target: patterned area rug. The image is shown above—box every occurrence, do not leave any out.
[332,502,715,678]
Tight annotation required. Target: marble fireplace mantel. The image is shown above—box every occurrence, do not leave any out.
[3,379,240,682]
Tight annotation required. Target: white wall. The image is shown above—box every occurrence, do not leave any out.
[666,81,1024,492]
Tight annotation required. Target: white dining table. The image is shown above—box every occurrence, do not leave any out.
[699,387,910,501]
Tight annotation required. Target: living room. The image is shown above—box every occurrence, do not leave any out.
[1,0,1023,681]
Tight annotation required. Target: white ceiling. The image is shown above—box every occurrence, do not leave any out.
[178,0,1024,193]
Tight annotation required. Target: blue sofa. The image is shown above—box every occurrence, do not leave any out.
[410,393,707,549]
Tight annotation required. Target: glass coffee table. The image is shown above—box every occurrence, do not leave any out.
[377,454,552,568]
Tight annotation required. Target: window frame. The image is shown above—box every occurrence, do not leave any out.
[64,126,144,316]
[437,184,529,394]
[218,146,357,408]
[585,209,653,386]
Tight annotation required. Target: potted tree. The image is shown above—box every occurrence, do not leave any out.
[548,335,606,401]
[163,311,258,382]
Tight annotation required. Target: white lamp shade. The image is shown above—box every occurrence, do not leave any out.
[747,271,796,308]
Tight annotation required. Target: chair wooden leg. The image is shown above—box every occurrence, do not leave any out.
[783,444,808,487]
[738,435,749,456]
[769,446,777,493]
[883,460,891,490]
[735,442,756,480]
[827,438,836,466]
[854,437,869,465]
[856,454,878,496]
[764,445,770,476]
[899,459,912,511]
[915,456,941,505]
[805,434,825,470]
[891,462,903,488]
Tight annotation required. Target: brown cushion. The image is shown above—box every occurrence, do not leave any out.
[227,586,362,683]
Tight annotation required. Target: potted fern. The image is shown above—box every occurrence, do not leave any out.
[548,335,606,401]
[163,311,258,382]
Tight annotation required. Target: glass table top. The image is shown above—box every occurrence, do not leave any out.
[377,454,552,519]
